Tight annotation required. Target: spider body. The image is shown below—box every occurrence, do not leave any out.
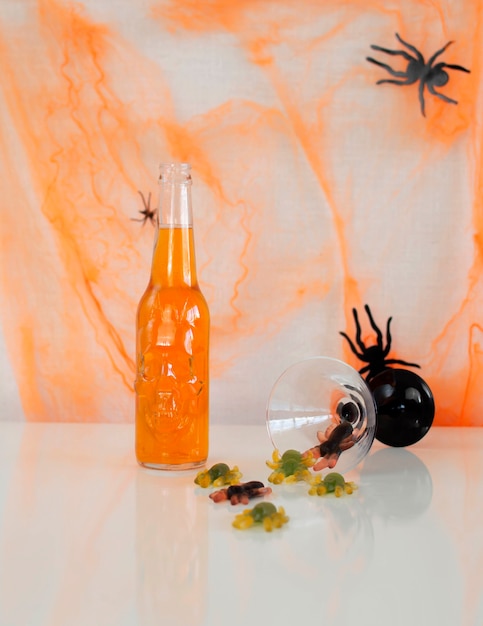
[367,32,470,116]
[307,421,357,471]
[131,190,156,226]
[340,304,420,381]
[340,305,434,447]
[209,481,272,505]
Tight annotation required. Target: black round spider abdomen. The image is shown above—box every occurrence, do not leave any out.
[369,368,435,447]
[429,68,449,87]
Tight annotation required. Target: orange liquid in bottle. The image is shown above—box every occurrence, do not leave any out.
[135,226,209,469]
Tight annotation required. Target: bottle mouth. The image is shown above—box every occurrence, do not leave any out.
[159,162,192,183]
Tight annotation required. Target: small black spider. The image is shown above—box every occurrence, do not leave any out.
[340,304,420,381]
[131,190,156,226]
[367,32,470,116]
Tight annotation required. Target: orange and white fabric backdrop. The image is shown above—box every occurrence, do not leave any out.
[0,0,481,425]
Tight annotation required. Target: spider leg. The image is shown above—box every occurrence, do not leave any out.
[364,305,385,351]
[428,84,458,105]
[384,358,421,369]
[375,78,418,86]
[339,331,366,361]
[394,33,425,63]
[383,315,393,357]
[366,57,414,81]
[312,455,337,471]
[339,438,355,452]
[427,41,454,66]
[418,80,427,117]
[368,45,415,63]
[138,190,151,210]
[353,307,371,354]
[441,63,470,74]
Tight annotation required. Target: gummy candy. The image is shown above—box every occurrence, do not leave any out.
[210,481,272,505]
[308,472,357,497]
[232,501,289,532]
[266,449,314,484]
[194,462,242,488]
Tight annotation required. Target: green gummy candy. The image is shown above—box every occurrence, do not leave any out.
[324,472,345,492]
[281,449,302,462]
[209,463,230,480]
[251,502,277,523]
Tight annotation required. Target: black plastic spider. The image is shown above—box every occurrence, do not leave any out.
[367,32,470,116]
[131,190,156,226]
[340,305,435,448]
[340,304,420,381]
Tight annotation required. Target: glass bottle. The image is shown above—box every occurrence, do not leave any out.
[135,162,209,470]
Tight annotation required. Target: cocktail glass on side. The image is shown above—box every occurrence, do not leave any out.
[266,356,377,475]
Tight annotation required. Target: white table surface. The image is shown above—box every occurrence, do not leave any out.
[0,423,482,626]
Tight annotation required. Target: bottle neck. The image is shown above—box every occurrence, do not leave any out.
[151,163,198,288]
[157,166,193,228]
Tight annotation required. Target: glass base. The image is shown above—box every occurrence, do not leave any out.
[138,459,206,471]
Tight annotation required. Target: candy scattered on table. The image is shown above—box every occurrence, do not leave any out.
[194,456,357,534]
[210,481,272,505]
[266,449,315,484]
[308,472,357,497]
[232,501,289,532]
[194,462,242,488]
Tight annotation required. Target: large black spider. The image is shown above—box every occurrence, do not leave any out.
[340,304,434,448]
[340,304,420,381]
[367,32,470,116]
[131,190,156,226]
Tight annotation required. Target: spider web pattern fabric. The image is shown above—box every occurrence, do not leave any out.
[0,0,481,425]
